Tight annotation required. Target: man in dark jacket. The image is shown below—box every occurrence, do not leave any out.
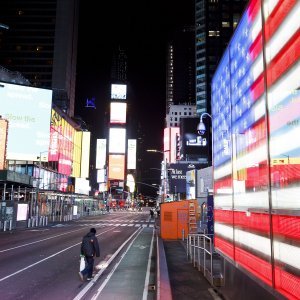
[78,228,100,281]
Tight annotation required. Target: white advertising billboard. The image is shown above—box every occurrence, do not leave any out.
[109,128,126,154]
[111,84,127,99]
[0,82,52,161]
[80,131,90,178]
[96,139,106,169]
[75,177,90,195]
[97,168,106,183]
[127,139,136,169]
[110,102,127,124]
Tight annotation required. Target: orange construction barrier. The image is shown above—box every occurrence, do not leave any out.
[160,199,198,240]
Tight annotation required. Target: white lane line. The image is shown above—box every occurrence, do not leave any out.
[74,227,143,300]
[0,227,85,253]
[0,227,115,283]
[142,229,155,300]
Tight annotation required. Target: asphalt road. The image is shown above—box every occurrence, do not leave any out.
[0,209,156,300]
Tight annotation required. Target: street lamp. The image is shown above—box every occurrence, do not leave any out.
[146,149,169,203]
[34,151,49,217]
[197,113,212,135]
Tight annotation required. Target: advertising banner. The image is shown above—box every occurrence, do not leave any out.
[0,82,52,161]
[168,163,202,193]
[0,118,8,170]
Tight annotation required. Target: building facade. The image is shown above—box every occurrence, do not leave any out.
[195,0,248,115]
[0,0,79,117]
[212,0,300,298]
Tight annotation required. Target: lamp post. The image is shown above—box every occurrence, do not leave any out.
[35,151,48,217]
[146,149,169,203]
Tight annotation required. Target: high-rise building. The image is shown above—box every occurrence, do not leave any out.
[166,26,196,114]
[0,0,79,117]
[195,0,248,115]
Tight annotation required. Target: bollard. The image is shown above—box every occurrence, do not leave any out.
[45,216,48,226]
[3,220,7,231]
[28,218,31,228]
[182,229,185,241]
[9,219,12,231]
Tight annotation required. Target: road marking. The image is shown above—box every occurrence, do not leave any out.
[0,227,115,282]
[74,227,143,300]
[142,229,155,300]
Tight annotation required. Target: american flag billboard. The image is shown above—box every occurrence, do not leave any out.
[211,1,300,299]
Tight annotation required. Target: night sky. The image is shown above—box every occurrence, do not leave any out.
[75,1,194,195]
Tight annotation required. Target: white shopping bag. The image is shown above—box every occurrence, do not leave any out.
[80,256,85,271]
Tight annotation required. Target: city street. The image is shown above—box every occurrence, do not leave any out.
[0,210,156,300]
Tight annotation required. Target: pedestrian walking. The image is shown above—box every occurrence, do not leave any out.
[78,228,100,282]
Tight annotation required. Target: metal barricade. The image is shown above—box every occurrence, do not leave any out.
[186,233,222,286]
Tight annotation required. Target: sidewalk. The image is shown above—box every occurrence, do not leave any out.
[163,240,215,300]
[155,216,218,300]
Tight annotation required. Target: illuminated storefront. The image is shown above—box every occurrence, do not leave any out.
[211,1,300,298]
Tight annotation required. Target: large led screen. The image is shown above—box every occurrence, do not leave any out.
[0,82,52,161]
[127,139,136,169]
[49,109,75,176]
[0,119,8,170]
[96,139,107,169]
[81,132,90,178]
[180,118,210,164]
[211,1,300,299]
[110,102,127,124]
[109,128,126,154]
[164,127,180,163]
[111,84,127,100]
[108,154,125,180]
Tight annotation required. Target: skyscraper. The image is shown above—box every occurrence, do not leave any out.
[195,0,248,115]
[166,26,196,114]
[0,0,79,117]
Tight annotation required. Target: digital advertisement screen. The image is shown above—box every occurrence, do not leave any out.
[164,127,180,163]
[211,1,300,299]
[97,168,106,183]
[168,163,202,193]
[75,177,90,195]
[127,139,136,169]
[49,109,75,176]
[0,119,8,170]
[108,154,125,180]
[111,84,127,100]
[110,102,127,124]
[109,128,126,154]
[180,118,209,162]
[0,82,52,161]
[96,139,107,169]
[80,132,90,178]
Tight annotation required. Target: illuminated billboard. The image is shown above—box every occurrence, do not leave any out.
[72,130,82,178]
[109,128,126,154]
[211,1,300,299]
[49,109,75,176]
[96,139,107,169]
[111,84,127,100]
[75,178,90,195]
[0,82,52,161]
[180,118,210,164]
[97,169,106,183]
[164,127,180,163]
[108,154,125,180]
[80,132,90,178]
[127,139,136,169]
[0,118,8,170]
[110,102,127,124]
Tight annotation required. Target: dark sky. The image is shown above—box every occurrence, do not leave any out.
[75,1,194,195]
